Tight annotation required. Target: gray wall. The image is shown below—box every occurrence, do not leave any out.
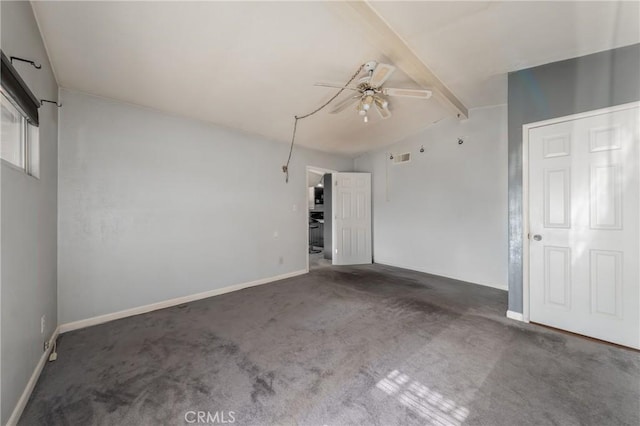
[1,1,59,423]
[58,89,352,324]
[355,105,508,290]
[508,44,640,313]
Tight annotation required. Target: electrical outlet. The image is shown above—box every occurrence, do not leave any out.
[40,315,45,334]
[44,341,50,351]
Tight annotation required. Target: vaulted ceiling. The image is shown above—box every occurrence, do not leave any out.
[32,1,639,156]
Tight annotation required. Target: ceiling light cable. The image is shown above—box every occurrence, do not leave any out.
[282,63,365,183]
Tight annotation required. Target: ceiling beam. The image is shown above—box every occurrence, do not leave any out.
[328,1,469,119]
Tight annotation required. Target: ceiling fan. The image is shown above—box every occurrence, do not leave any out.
[315,61,432,123]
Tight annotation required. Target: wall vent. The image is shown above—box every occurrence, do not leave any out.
[392,152,411,164]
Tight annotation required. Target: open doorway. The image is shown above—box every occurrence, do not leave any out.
[306,166,335,271]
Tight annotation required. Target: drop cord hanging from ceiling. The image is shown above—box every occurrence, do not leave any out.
[282,63,365,183]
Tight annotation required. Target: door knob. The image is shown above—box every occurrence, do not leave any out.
[533,234,542,241]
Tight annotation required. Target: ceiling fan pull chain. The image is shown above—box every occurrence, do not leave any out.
[282,63,366,183]
[282,116,300,183]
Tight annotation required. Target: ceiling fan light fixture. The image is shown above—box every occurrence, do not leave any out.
[374,96,388,110]
[363,115,369,123]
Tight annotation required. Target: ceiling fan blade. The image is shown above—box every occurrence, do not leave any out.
[330,95,360,113]
[383,88,432,99]
[369,63,396,88]
[314,82,359,91]
[375,102,392,119]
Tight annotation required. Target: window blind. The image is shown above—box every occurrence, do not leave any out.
[1,51,39,126]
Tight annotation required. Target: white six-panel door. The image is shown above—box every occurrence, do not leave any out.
[332,172,372,265]
[528,105,639,349]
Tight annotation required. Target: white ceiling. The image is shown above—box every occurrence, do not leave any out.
[32,1,639,156]
[369,1,640,109]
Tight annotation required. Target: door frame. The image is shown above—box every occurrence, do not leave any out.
[305,165,337,272]
[521,101,639,323]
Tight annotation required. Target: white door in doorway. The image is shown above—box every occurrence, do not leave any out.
[332,172,372,265]
[528,104,639,349]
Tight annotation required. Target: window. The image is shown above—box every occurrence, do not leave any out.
[1,51,40,178]
[0,91,39,177]
[28,124,39,178]
[1,91,25,168]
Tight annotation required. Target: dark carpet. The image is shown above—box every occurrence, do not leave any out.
[20,264,639,425]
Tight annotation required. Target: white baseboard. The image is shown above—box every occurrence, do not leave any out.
[58,269,307,334]
[6,327,60,426]
[506,310,525,322]
[374,260,509,292]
